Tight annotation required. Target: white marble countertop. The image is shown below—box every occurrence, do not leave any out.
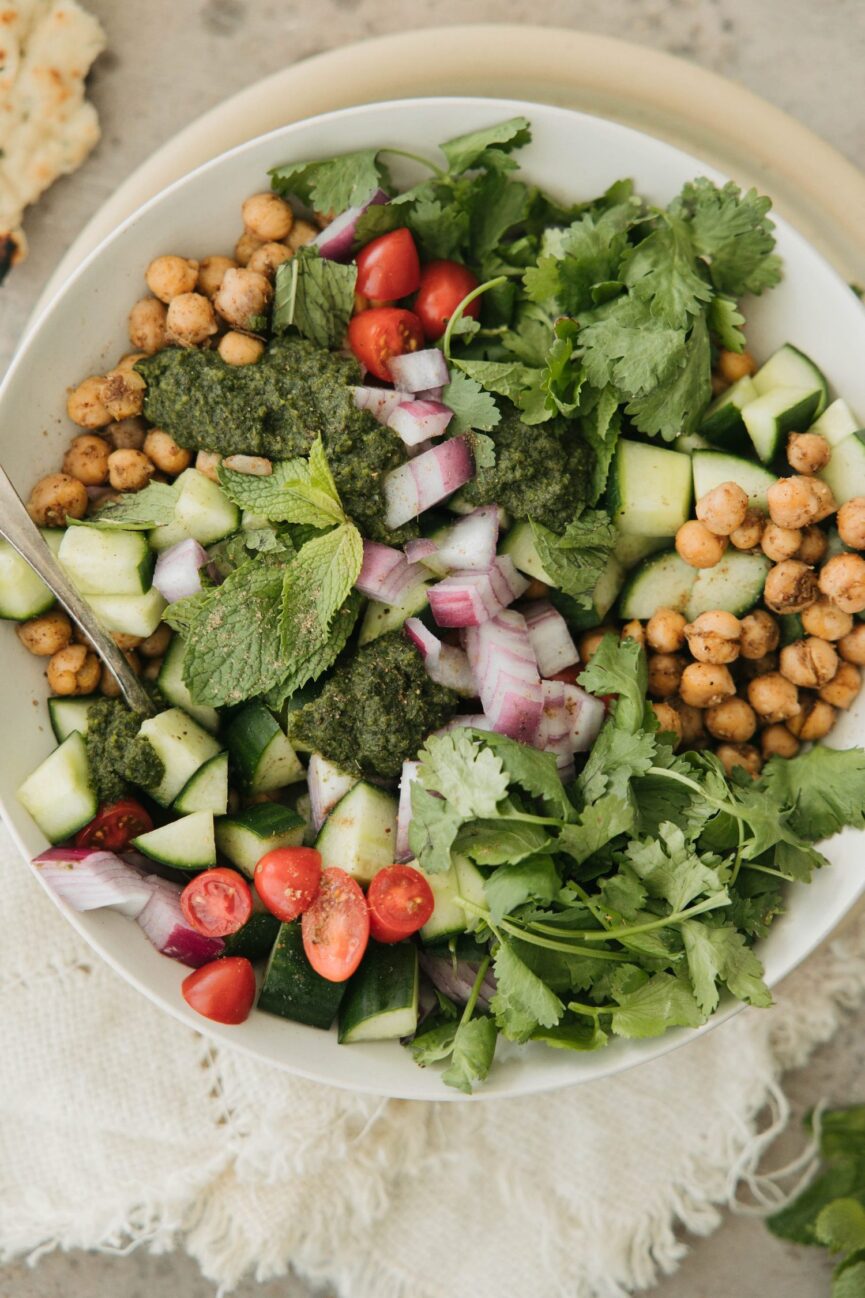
[3,2,865,1296]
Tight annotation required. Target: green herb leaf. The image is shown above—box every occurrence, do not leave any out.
[709,295,746,352]
[492,941,564,1041]
[578,296,685,396]
[265,590,362,707]
[439,116,532,175]
[456,817,552,866]
[671,177,782,296]
[484,856,560,922]
[270,148,390,213]
[442,1015,498,1094]
[625,822,726,912]
[279,522,363,659]
[406,1019,459,1067]
[625,313,712,440]
[681,921,771,1015]
[441,371,502,435]
[408,782,463,876]
[609,972,703,1038]
[557,794,635,865]
[622,215,713,326]
[272,246,357,349]
[578,634,648,735]
[530,510,616,607]
[471,729,573,820]
[72,481,179,530]
[416,730,509,819]
[759,745,865,843]
[219,438,346,529]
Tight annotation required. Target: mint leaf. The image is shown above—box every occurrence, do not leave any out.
[759,745,865,842]
[73,481,179,530]
[625,313,712,440]
[265,590,362,707]
[439,116,531,175]
[609,972,703,1038]
[441,371,502,435]
[273,246,356,349]
[671,177,782,296]
[220,439,346,529]
[279,522,363,658]
[442,1015,497,1094]
[484,857,560,922]
[270,148,390,213]
[492,941,564,1041]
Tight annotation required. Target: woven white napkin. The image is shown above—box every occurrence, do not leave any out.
[1,817,863,1298]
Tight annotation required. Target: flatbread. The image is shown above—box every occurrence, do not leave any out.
[0,0,106,277]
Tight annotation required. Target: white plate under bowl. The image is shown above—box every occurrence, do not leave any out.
[3,97,865,1100]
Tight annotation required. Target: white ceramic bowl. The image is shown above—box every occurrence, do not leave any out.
[3,98,865,1101]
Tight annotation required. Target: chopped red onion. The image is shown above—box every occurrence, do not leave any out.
[404,538,439,566]
[465,610,543,743]
[387,399,454,448]
[314,188,390,261]
[33,848,155,919]
[419,949,497,1009]
[355,540,428,605]
[522,600,580,677]
[153,537,210,603]
[404,617,477,696]
[428,557,527,628]
[433,506,500,573]
[136,874,224,967]
[415,386,444,402]
[387,347,450,393]
[352,385,405,426]
[396,759,419,862]
[307,754,358,834]
[383,436,475,530]
[562,683,606,753]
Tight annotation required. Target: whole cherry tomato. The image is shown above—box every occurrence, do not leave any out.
[413,259,480,341]
[355,228,421,300]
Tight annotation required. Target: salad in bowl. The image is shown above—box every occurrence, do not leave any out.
[7,110,865,1095]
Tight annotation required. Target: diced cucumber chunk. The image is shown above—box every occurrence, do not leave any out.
[47,695,99,743]
[607,439,693,537]
[132,810,216,869]
[86,587,166,638]
[552,553,627,632]
[673,432,713,454]
[618,549,696,620]
[17,732,97,843]
[752,342,828,416]
[59,526,153,595]
[138,706,221,807]
[692,450,776,512]
[156,635,219,733]
[357,580,430,647]
[685,551,770,620]
[221,911,281,961]
[819,431,865,506]
[149,519,191,553]
[500,521,553,583]
[174,469,240,545]
[742,387,822,463]
[612,532,667,570]
[698,375,757,449]
[215,803,305,878]
[809,398,862,447]
[338,941,419,1043]
[173,751,229,815]
[0,531,64,621]
[419,854,487,943]
[316,782,398,885]
[223,700,304,793]
[259,920,345,1028]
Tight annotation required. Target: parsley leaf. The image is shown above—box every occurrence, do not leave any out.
[74,481,179,530]
[270,148,390,213]
[439,116,532,175]
[272,246,356,349]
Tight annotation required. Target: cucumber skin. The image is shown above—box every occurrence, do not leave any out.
[338,941,419,1043]
[258,921,345,1029]
[222,911,281,961]
[223,701,280,788]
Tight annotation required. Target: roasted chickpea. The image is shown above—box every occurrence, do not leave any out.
[648,652,685,699]
[705,696,757,743]
[62,433,110,486]
[695,481,749,536]
[242,192,294,242]
[47,643,101,695]
[671,697,707,748]
[579,627,616,663]
[523,578,549,601]
[837,498,865,550]
[764,560,819,614]
[760,724,800,759]
[145,254,198,303]
[801,598,853,641]
[195,450,223,482]
[618,617,644,647]
[747,672,800,723]
[729,508,765,551]
[761,522,802,562]
[139,623,172,658]
[107,448,154,492]
[218,331,265,366]
[738,651,779,682]
[128,297,167,354]
[106,418,147,451]
[779,637,839,689]
[143,429,191,476]
[684,609,742,664]
[646,607,686,653]
[101,367,145,421]
[787,431,831,475]
[213,268,272,330]
[838,623,865,666]
[234,231,263,266]
[716,742,762,779]
[768,476,836,529]
[165,292,218,347]
[66,375,111,429]
[679,662,736,708]
[675,520,728,569]
[286,218,318,252]
[223,454,272,476]
[651,701,682,745]
[819,552,865,614]
[717,349,757,383]
[100,651,140,698]
[16,609,73,657]
[197,255,237,298]
[110,632,142,652]
[141,656,164,682]
[27,473,88,526]
[788,696,836,741]
[797,525,828,567]
[819,660,861,709]
[247,242,293,278]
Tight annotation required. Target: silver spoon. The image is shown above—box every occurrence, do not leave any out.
[0,465,157,715]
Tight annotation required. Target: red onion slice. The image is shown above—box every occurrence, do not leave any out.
[137,874,224,967]
[465,610,543,744]
[415,386,444,402]
[356,540,429,605]
[387,399,454,448]
[307,754,359,834]
[33,848,155,919]
[562,683,606,753]
[383,436,475,530]
[387,347,450,393]
[404,617,477,696]
[419,949,497,1010]
[153,537,210,603]
[522,600,580,677]
[396,759,419,862]
[404,538,439,566]
[314,188,390,261]
[352,385,405,426]
[428,557,528,629]
[434,506,500,573]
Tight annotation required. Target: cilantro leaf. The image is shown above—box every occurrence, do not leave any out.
[270,148,390,213]
[625,822,726,912]
[441,371,502,435]
[625,313,712,440]
[557,794,635,865]
[671,177,782,296]
[492,941,564,1041]
[681,921,771,1015]
[483,856,560,922]
[578,296,685,396]
[577,725,656,806]
[709,295,746,352]
[416,730,508,820]
[405,1019,459,1067]
[578,383,621,504]
[439,116,532,175]
[456,818,552,866]
[759,745,865,842]
[272,246,356,349]
[452,359,542,408]
[622,215,713,326]
[578,633,648,735]
[471,729,573,820]
[442,1015,498,1094]
[608,972,703,1038]
[279,522,363,659]
[530,510,616,608]
[524,209,630,315]
[408,783,462,876]
[74,481,179,530]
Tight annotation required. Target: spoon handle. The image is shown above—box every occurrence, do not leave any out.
[0,466,157,715]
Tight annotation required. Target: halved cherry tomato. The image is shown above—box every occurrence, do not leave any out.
[254,846,322,923]
[181,956,256,1025]
[355,228,420,301]
[413,259,480,341]
[367,864,435,944]
[75,798,153,851]
[347,306,424,381]
[180,867,253,938]
[302,866,370,982]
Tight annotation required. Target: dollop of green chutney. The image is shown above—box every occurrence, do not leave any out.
[136,336,414,544]
[85,699,165,804]
[286,631,459,781]
[458,401,592,532]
